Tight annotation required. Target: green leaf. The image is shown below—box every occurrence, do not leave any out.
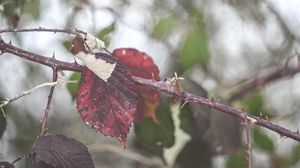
[23,0,40,20]
[67,72,81,100]
[179,104,193,129]
[98,23,115,46]
[175,140,212,168]
[243,91,263,115]
[179,11,210,71]
[63,40,72,51]
[241,91,273,119]
[135,100,175,151]
[204,109,241,154]
[291,144,300,164]
[151,16,178,38]
[179,79,210,139]
[253,127,274,154]
[2,0,22,27]
[226,148,247,168]
[2,1,16,18]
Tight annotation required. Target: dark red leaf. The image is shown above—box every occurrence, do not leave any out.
[71,37,138,146]
[77,53,138,146]
[113,48,160,122]
[30,135,94,168]
[35,161,55,168]
[0,161,14,168]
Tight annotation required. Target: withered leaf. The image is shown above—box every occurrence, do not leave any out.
[77,53,138,146]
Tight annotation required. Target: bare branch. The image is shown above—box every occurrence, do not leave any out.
[0,27,86,35]
[243,117,253,168]
[0,38,82,71]
[38,68,58,137]
[133,77,300,141]
[228,66,300,101]
[1,31,300,142]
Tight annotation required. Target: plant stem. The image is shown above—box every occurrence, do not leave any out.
[1,33,299,142]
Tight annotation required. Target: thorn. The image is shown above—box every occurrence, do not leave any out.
[11,156,23,164]
[8,40,12,45]
[209,97,215,102]
[52,52,56,59]
[279,134,286,139]
[296,129,299,134]
[104,48,112,55]
[58,70,65,77]
[180,101,188,109]
[1,107,6,117]
[73,57,78,64]
[151,72,155,80]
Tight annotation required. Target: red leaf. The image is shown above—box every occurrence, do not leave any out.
[113,48,160,122]
[71,37,138,146]
[76,52,138,147]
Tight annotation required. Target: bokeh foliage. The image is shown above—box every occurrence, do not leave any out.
[1,0,299,167]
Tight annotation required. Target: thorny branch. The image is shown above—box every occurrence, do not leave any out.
[0,27,86,35]
[0,29,300,142]
[133,77,300,141]
[38,68,58,137]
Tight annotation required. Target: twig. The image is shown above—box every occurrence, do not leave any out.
[243,113,253,168]
[38,68,58,137]
[0,38,82,71]
[88,143,167,167]
[0,27,86,35]
[228,66,300,101]
[1,32,300,142]
[133,77,300,141]
[0,80,75,113]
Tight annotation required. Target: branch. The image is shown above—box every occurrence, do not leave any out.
[38,68,58,137]
[0,27,86,35]
[133,77,300,141]
[244,120,252,168]
[228,65,300,101]
[0,38,82,71]
[1,34,300,142]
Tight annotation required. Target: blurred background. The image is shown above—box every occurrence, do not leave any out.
[1,0,300,167]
